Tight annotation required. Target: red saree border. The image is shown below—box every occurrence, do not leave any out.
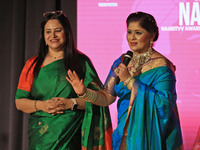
[17,56,37,92]
[104,126,113,150]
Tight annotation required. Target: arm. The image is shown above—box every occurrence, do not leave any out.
[52,97,86,110]
[15,98,67,114]
[15,98,38,114]
[80,89,116,106]
[66,70,116,106]
[15,97,85,114]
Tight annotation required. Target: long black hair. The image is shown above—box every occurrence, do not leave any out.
[126,11,159,41]
[29,11,84,78]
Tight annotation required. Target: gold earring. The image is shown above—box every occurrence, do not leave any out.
[150,40,153,47]
[148,40,153,51]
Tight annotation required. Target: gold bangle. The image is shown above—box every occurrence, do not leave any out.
[123,76,134,86]
[78,90,87,98]
[78,88,98,103]
[127,78,135,90]
[34,100,38,111]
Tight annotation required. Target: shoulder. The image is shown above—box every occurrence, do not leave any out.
[77,52,90,62]
[19,56,37,75]
[25,56,37,66]
[21,56,37,73]
[27,56,37,62]
[112,54,124,67]
[78,53,93,67]
[142,50,176,73]
[20,56,38,71]
[108,53,128,70]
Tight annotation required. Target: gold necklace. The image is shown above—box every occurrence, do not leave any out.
[130,49,154,73]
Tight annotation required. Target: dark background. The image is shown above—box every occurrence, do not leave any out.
[0,0,77,149]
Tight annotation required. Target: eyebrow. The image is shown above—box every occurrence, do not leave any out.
[127,29,142,32]
[45,27,63,30]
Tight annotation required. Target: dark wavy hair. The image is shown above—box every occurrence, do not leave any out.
[126,11,159,41]
[29,11,84,77]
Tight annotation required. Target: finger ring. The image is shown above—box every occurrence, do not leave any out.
[114,68,119,74]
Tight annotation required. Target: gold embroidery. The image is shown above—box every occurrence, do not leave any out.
[122,81,139,141]
[141,57,174,73]
[39,123,49,135]
[104,76,116,96]
[93,127,103,140]
[90,82,102,90]
[81,130,85,137]
[103,113,108,127]
[38,121,42,126]
[126,78,135,90]
[56,140,59,143]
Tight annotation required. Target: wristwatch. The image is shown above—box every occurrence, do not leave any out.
[71,98,78,110]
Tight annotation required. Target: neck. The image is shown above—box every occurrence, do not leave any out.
[134,49,149,55]
[47,50,64,59]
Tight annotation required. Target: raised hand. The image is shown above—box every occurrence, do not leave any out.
[66,69,86,96]
[115,63,131,82]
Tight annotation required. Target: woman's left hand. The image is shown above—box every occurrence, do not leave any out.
[51,97,73,115]
[115,63,131,82]
[66,69,86,96]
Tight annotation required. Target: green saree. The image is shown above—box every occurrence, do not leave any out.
[16,55,112,150]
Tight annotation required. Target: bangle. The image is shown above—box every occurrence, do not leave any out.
[78,88,98,103]
[127,78,135,90]
[123,76,134,86]
[78,90,87,98]
[34,100,38,111]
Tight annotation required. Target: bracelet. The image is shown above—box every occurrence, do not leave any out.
[123,76,134,86]
[34,100,38,111]
[78,90,87,98]
[126,78,135,90]
[78,88,98,103]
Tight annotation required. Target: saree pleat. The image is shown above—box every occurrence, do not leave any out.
[16,55,112,150]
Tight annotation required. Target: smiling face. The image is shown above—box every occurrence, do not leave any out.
[127,21,155,54]
[44,19,66,52]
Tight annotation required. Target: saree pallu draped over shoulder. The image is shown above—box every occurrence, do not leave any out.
[16,55,112,150]
[104,55,183,150]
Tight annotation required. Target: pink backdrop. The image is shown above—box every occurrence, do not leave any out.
[77,0,200,149]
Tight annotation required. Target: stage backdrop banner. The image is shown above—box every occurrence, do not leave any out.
[77,0,200,149]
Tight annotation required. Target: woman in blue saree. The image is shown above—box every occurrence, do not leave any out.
[66,11,183,150]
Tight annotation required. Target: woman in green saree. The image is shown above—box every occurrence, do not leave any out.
[15,11,112,150]
[66,12,183,150]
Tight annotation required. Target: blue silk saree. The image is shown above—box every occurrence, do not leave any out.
[104,54,183,150]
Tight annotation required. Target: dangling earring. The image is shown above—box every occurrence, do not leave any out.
[148,40,153,51]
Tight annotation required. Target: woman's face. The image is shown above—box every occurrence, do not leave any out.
[44,19,66,51]
[126,21,154,54]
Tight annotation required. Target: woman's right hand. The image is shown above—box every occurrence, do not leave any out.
[115,63,131,83]
[66,69,86,96]
[37,99,65,115]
